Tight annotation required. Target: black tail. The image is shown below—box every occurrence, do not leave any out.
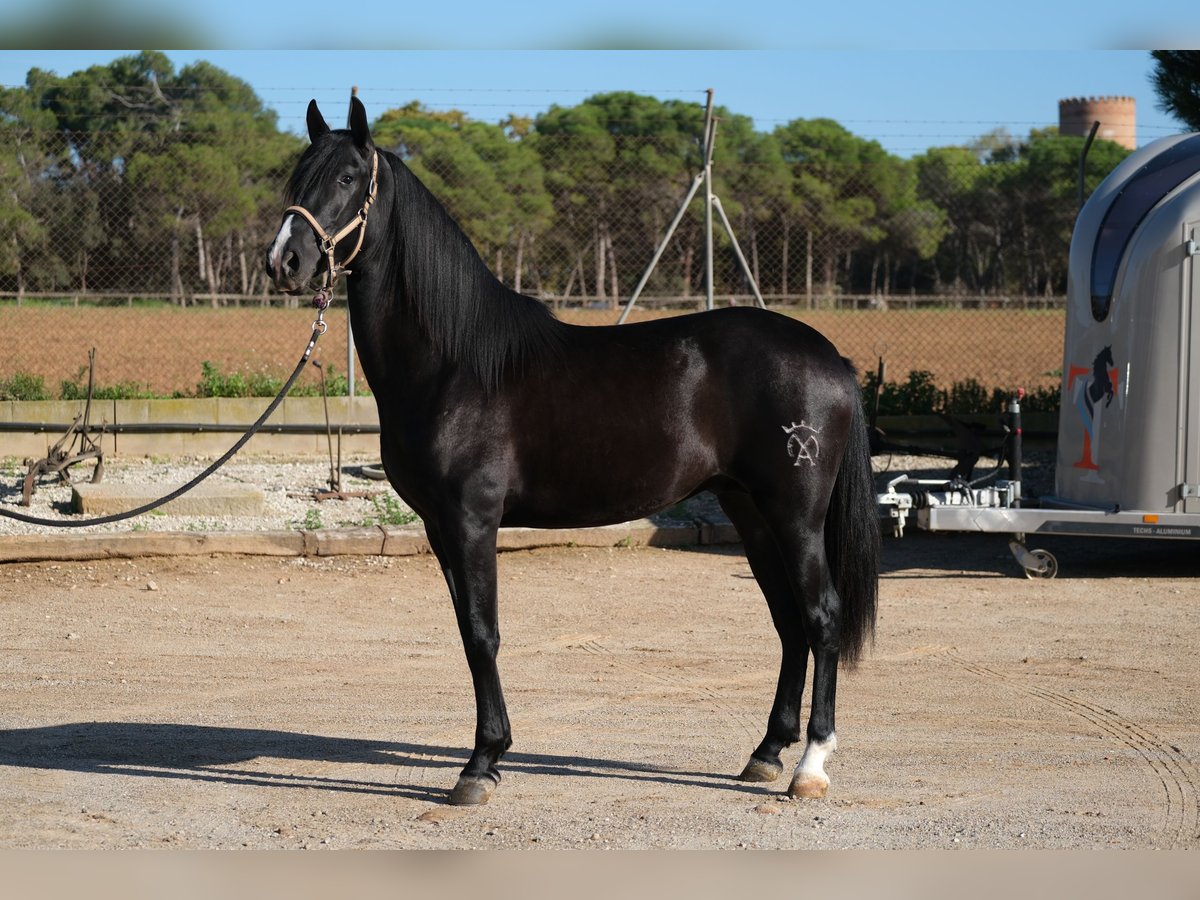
[824,368,880,666]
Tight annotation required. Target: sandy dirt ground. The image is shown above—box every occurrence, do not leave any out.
[1,531,1197,849]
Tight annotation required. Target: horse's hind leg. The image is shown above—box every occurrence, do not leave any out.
[761,500,843,800]
[718,490,809,785]
[728,489,845,799]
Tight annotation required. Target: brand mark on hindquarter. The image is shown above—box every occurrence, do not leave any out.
[783,421,821,467]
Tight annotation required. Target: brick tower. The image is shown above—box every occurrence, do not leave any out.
[1058,96,1136,149]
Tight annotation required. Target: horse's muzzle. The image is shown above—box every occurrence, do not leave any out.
[265,217,320,294]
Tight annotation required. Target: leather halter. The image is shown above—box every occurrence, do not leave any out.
[284,149,379,309]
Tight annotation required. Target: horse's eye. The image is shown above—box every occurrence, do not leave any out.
[338,175,354,186]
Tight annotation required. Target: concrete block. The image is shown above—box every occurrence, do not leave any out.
[380,525,432,556]
[495,520,699,552]
[302,530,319,556]
[72,482,265,517]
[313,527,384,556]
[193,531,306,557]
[0,530,301,562]
[0,533,107,562]
[216,397,279,426]
[115,398,218,425]
[697,515,741,545]
[630,522,701,548]
[496,526,614,551]
[4,398,117,461]
[10,399,110,426]
[1,434,59,458]
[280,396,381,428]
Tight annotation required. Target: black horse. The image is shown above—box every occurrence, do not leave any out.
[1086,345,1116,415]
[266,98,879,806]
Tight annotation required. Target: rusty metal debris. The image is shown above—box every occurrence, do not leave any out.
[21,349,105,505]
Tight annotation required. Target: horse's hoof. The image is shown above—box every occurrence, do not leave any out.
[787,773,830,799]
[738,758,783,783]
[449,776,495,806]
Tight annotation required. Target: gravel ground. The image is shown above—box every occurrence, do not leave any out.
[0,454,407,537]
[0,444,1049,538]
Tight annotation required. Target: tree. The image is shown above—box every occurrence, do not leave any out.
[0,83,58,299]
[913,146,984,292]
[712,124,791,296]
[999,132,1129,296]
[372,101,552,293]
[868,158,949,297]
[1,52,300,303]
[533,92,709,305]
[1151,50,1200,131]
[774,118,898,305]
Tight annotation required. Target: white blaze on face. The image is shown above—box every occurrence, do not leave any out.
[268,213,296,275]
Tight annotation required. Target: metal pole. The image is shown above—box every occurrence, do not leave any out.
[702,91,716,312]
[711,195,766,309]
[1078,120,1100,213]
[313,360,337,492]
[347,311,356,399]
[616,172,706,324]
[1007,391,1023,507]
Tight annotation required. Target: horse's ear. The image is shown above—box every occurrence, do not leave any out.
[349,96,373,152]
[306,100,330,142]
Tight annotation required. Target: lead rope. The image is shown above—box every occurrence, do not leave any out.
[0,307,329,528]
[3,152,380,529]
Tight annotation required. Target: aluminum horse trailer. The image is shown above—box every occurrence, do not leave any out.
[879,132,1200,577]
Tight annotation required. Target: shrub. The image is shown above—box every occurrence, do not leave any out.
[0,371,51,401]
[194,360,367,398]
[862,370,1061,416]
[195,361,285,398]
[60,368,155,401]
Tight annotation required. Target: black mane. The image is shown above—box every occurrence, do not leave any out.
[290,133,566,393]
[383,152,566,392]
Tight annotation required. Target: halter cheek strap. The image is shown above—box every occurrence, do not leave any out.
[284,150,379,309]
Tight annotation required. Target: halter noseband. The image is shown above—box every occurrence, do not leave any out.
[284,149,379,309]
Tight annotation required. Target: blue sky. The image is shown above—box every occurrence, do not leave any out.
[0,0,1192,52]
[0,33,1180,159]
[0,49,1184,158]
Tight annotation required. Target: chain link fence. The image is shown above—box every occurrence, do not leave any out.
[2,121,1112,405]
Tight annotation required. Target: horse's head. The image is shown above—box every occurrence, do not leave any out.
[265,97,378,295]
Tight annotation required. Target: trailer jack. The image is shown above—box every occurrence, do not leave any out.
[1007,537,1058,580]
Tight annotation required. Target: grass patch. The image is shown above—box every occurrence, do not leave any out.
[359,493,419,527]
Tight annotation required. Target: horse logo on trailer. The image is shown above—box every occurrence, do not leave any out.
[1067,345,1118,479]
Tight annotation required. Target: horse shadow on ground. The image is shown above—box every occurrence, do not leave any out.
[0,722,777,804]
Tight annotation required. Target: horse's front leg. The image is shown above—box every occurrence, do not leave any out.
[433,514,512,806]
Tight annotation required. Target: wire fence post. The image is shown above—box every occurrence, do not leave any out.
[703,89,715,312]
[616,89,766,324]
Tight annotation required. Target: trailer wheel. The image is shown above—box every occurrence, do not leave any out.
[1022,549,1058,579]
